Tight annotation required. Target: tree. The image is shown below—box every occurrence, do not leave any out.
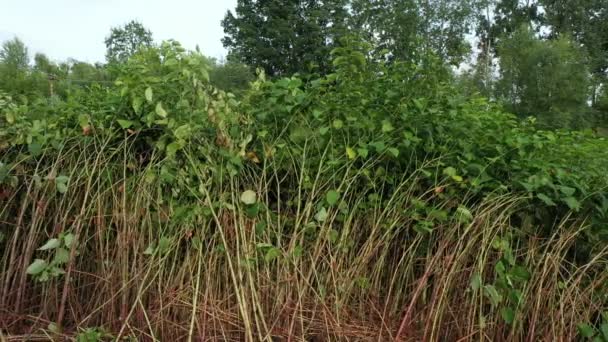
[222,0,350,77]
[541,0,608,107]
[105,20,153,64]
[482,0,542,48]
[496,26,590,128]
[0,38,32,96]
[33,53,57,74]
[0,38,29,71]
[350,0,478,65]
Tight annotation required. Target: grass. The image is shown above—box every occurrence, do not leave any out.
[1,135,607,341]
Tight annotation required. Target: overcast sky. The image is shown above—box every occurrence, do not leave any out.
[0,0,237,64]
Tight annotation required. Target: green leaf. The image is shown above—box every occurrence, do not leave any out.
[145,87,153,102]
[346,147,357,160]
[329,229,339,243]
[77,114,90,128]
[173,124,192,140]
[357,148,369,158]
[315,207,328,222]
[443,167,457,177]
[166,141,182,157]
[143,243,155,255]
[5,112,15,124]
[318,126,330,135]
[63,233,75,248]
[452,175,463,182]
[456,206,473,223]
[156,102,168,118]
[381,120,394,132]
[578,323,595,338]
[117,119,135,129]
[500,307,515,324]
[332,119,344,129]
[47,322,61,333]
[326,190,340,206]
[509,265,531,282]
[387,147,399,157]
[537,193,556,206]
[255,221,267,235]
[264,247,281,262]
[26,259,48,275]
[53,248,70,264]
[470,274,482,291]
[38,238,61,250]
[55,175,69,194]
[132,97,143,114]
[158,237,171,254]
[600,323,608,340]
[28,142,42,157]
[483,284,502,307]
[563,197,581,211]
[240,190,257,205]
[558,186,576,196]
[414,221,434,234]
[56,182,68,194]
[245,203,260,217]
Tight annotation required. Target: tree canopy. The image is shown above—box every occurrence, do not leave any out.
[222,0,350,77]
[105,20,154,64]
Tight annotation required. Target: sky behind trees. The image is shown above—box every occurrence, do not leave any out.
[0,0,236,63]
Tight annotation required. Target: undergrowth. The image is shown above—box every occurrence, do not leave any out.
[1,41,607,341]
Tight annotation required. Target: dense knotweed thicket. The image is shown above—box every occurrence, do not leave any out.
[1,42,607,340]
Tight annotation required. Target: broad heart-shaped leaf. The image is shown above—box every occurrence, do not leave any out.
[558,185,576,196]
[381,120,394,132]
[155,102,168,118]
[315,207,328,222]
[563,197,581,211]
[77,114,90,128]
[143,243,155,255]
[483,284,502,307]
[357,148,369,158]
[26,259,48,275]
[469,274,482,291]
[53,247,70,264]
[158,237,172,254]
[240,190,257,205]
[28,142,42,157]
[452,175,463,182]
[47,322,61,334]
[577,323,595,338]
[346,147,357,160]
[145,87,153,102]
[500,307,515,324]
[537,193,556,206]
[117,119,135,129]
[132,97,143,114]
[326,190,340,206]
[56,182,68,194]
[5,111,15,124]
[443,167,457,177]
[509,265,531,282]
[264,247,281,262]
[55,175,69,194]
[63,233,75,248]
[387,147,399,158]
[38,238,61,250]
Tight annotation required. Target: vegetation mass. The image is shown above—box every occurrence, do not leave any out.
[1,1,608,340]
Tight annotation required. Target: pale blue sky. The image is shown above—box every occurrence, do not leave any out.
[0,0,237,64]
